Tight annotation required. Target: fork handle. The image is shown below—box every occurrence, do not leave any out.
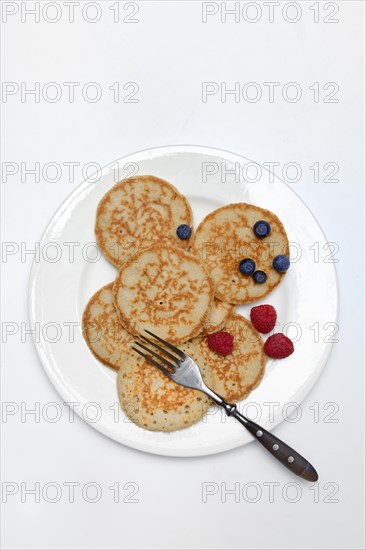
[201,385,318,481]
[232,409,318,481]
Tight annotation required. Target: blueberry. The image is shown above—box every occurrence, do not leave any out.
[176,224,192,240]
[253,220,271,238]
[272,255,290,272]
[253,271,267,284]
[239,258,256,275]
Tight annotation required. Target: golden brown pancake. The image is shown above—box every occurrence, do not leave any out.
[95,175,193,267]
[198,298,235,336]
[113,245,214,344]
[193,203,289,304]
[117,341,214,431]
[82,283,134,371]
[192,314,267,402]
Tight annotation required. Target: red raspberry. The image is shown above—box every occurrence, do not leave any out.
[207,331,234,356]
[250,304,277,334]
[264,334,294,359]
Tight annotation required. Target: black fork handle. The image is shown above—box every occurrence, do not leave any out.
[232,409,318,481]
[203,386,318,482]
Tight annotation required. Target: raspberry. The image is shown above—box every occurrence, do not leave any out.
[207,331,234,356]
[250,304,277,334]
[264,334,294,359]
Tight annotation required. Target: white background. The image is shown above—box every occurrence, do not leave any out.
[1,1,365,549]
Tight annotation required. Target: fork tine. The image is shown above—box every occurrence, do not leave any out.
[139,334,181,363]
[133,341,177,371]
[132,347,173,379]
[144,329,185,358]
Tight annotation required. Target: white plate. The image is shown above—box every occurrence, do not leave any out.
[29,145,338,457]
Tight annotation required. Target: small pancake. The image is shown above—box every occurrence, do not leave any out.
[117,341,213,432]
[198,298,235,336]
[95,175,193,267]
[192,314,267,402]
[193,203,289,304]
[82,283,134,371]
[113,245,214,344]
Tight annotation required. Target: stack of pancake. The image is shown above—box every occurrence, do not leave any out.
[83,176,289,432]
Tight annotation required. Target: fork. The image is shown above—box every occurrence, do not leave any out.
[133,330,318,482]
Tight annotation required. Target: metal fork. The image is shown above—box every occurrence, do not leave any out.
[133,330,318,482]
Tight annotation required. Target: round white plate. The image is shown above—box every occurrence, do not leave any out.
[29,145,338,457]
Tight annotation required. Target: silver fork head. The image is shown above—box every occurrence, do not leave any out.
[132,330,206,391]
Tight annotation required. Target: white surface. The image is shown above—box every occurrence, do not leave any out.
[1,2,365,549]
[28,145,338,456]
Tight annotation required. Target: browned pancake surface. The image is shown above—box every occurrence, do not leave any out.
[198,298,235,336]
[193,203,289,304]
[117,341,213,431]
[192,314,267,402]
[82,283,134,371]
[113,245,214,344]
[95,175,193,267]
